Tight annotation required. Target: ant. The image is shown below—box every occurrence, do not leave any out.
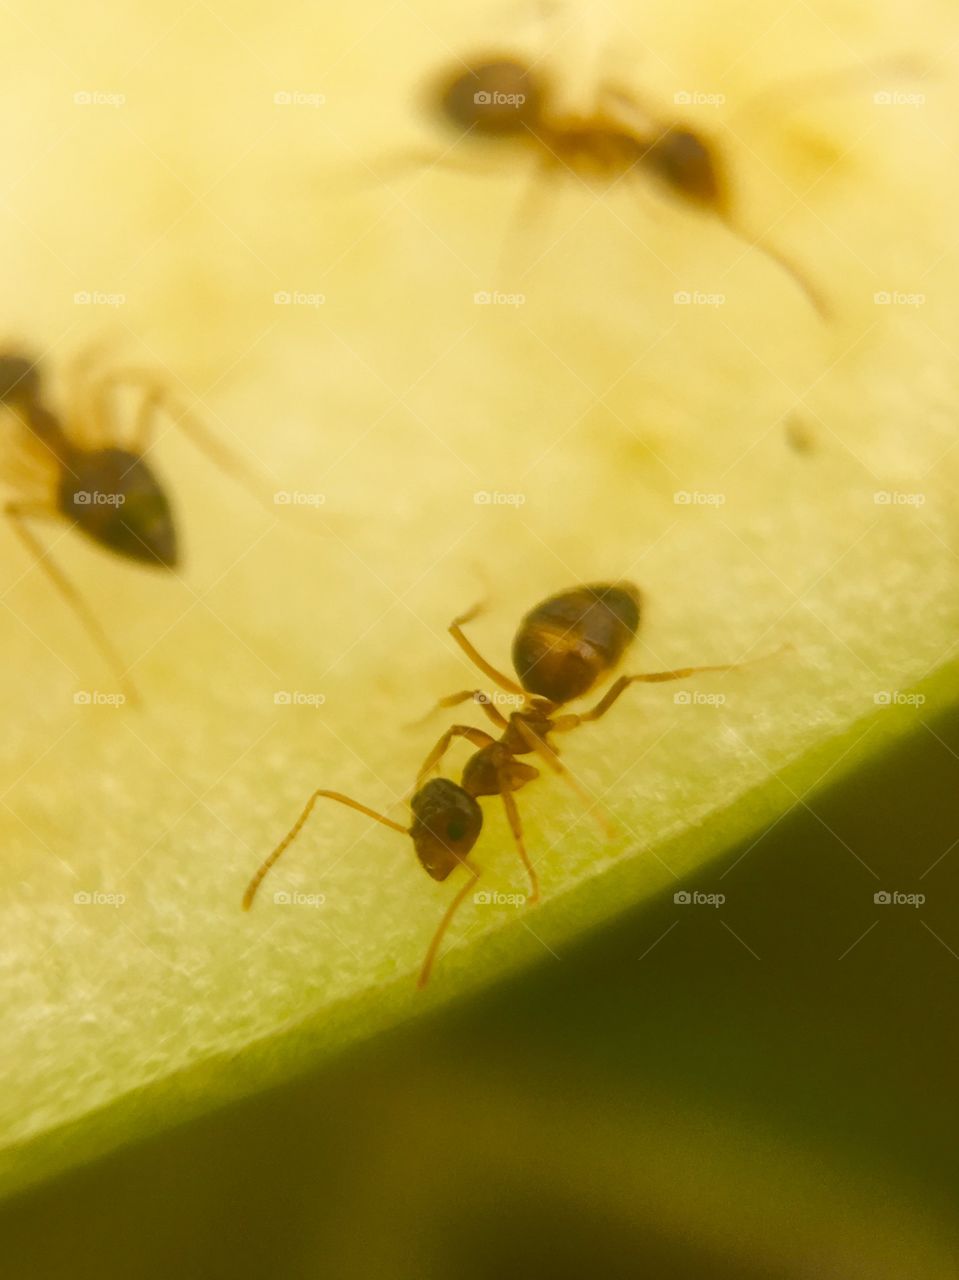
[428,53,831,317]
[243,581,774,987]
[0,347,264,703]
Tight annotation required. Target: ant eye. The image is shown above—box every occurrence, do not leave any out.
[446,819,466,842]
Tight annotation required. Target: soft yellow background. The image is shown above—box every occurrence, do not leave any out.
[0,2,957,1256]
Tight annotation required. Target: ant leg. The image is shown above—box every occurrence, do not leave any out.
[497,779,539,903]
[553,651,785,730]
[416,724,496,791]
[5,502,141,705]
[406,689,508,732]
[242,790,407,910]
[418,858,482,988]
[720,214,831,320]
[497,152,563,281]
[512,719,614,835]
[90,371,276,513]
[348,146,505,193]
[449,603,528,699]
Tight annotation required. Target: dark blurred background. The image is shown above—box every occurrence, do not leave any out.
[1,699,957,1279]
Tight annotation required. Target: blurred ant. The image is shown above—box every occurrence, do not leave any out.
[429,53,832,316]
[243,581,776,987]
[0,347,266,703]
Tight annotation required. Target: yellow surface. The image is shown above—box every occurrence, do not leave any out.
[0,0,957,1205]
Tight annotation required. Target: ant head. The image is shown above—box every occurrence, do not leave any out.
[437,57,543,138]
[410,777,483,881]
[0,353,40,404]
[644,126,724,211]
[59,446,179,568]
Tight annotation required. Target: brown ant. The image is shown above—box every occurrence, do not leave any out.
[243,581,774,987]
[427,54,830,317]
[0,347,265,703]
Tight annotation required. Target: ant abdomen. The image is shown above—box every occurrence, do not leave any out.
[437,57,543,137]
[512,582,642,703]
[0,355,40,403]
[57,446,179,568]
[641,127,725,211]
[410,777,483,881]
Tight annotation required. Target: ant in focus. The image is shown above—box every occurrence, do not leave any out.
[428,53,831,317]
[0,347,264,703]
[243,581,777,987]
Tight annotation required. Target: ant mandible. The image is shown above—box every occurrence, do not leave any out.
[427,53,830,317]
[0,347,264,703]
[243,581,770,987]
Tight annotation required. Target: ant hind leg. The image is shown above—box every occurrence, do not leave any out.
[5,502,141,705]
